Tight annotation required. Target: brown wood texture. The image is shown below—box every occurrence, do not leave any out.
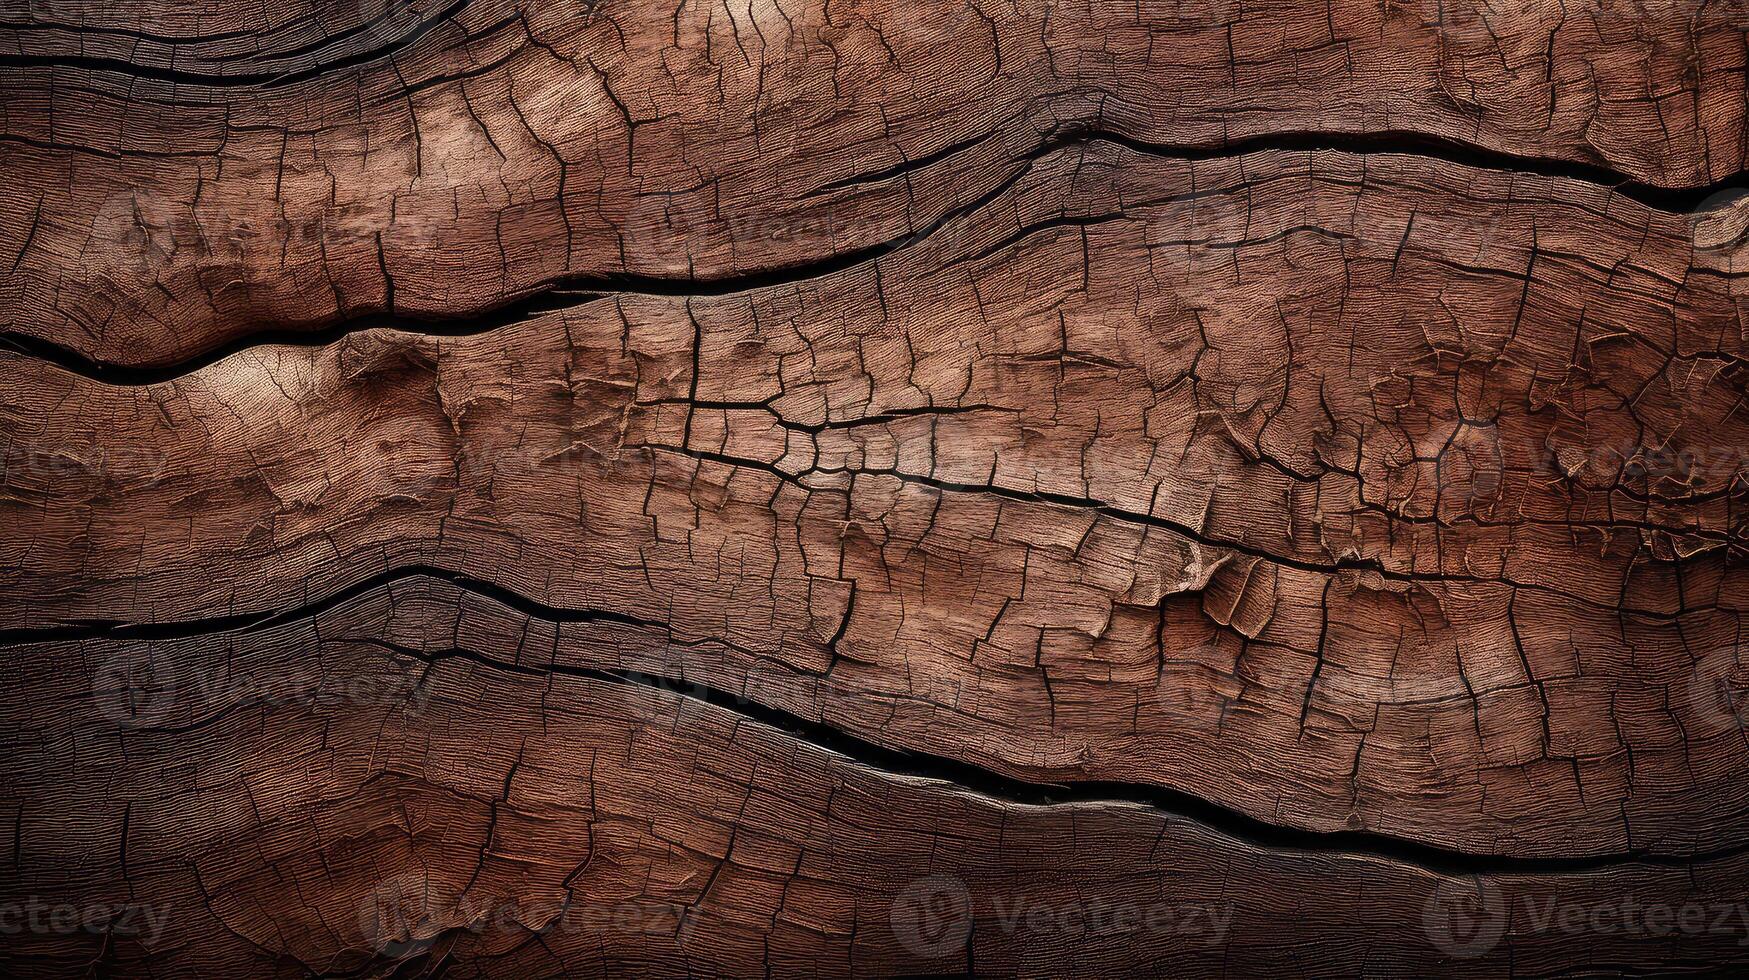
[5,0,1749,976]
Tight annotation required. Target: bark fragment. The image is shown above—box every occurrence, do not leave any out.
[4,0,1749,976]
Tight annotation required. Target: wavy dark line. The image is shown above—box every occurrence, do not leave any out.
[0,137,1049,385]
[6,564,1744,875]
[0,19,266,44]
[820,124,1749,213]
[544,659,1749,877]
[7,10,1749,206]
[8,125,1749,386]
[0,288,603,385]
[0,563,655,645]
[0,0,472,88]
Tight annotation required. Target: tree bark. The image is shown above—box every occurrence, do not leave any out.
[4,0,1749,976]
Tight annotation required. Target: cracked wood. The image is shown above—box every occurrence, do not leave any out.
[5,0,1749,976]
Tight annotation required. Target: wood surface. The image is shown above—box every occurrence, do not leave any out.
[4,0,1749,975]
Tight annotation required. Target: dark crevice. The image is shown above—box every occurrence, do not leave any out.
[0,289,605,386]
[0,563,661,646]
[29,564,1744,875]
[10,125,1749,386]
[0,20,267,45]
[0,0,473,89]
[0,138,1047,385]
[562,659,1749,877]
[819,121,1749,213]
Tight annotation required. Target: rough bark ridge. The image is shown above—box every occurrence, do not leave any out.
[4,0,1749,976]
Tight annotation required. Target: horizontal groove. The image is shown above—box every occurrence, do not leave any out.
[0,288,605,385]
[5,16,1749,211]
[8,126,1748,385]
[10,565,1744,875]
[552,659,1749,877]
[0,563,656,645]
[0,139,1046,384]
[825,123,1749,213]
[0,0,472,88]
[0,19,267,44]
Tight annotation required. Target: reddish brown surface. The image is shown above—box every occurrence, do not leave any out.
[5,0,1749,976]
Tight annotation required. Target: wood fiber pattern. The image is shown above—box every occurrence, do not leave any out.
[5,0,1749,976]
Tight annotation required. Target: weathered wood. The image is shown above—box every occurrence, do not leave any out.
[4,0,1748,364]
[4,0,1749,976]
[8,578,1749,976]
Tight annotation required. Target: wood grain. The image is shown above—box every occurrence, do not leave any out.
[4,0,1749,976]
